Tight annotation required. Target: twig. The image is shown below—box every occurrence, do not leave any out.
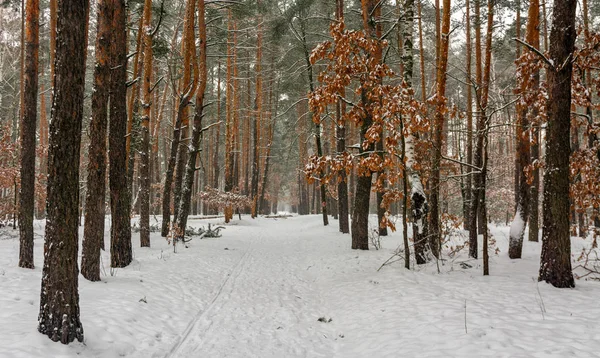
[464,299,468,334]
[535,282,546,320]
[514,38,554,68]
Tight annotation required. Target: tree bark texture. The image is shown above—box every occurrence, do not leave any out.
[109,0,132,268]
[38,0,88,343]
[176,0,207,238]
[82,0,111,281]
[18,0,39,269]
[429,0,451,259]
[538,0,576,288]
[139,0,153,248]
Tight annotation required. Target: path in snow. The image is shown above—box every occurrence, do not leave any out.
[165,218,335,358]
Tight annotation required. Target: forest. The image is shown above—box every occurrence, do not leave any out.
[0,0,599,356]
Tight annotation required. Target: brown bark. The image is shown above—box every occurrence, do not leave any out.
[527,17,541,242]
[351,0,382,250]
[538,0,576,288]
[465,0,473,235]
[173,0,198,223]
[109,0,133,268]
[38,66,48,219]
[82,0,112,281]
[480,0,494,276]
[244,53,252,198]
[18,0,39,269]
[258,66,277,215]
[224,11,235,222]
[139,0,153,248]
[510,0,539,258]
[513,0,521,213]
[38,0,88,343]
[232,23,240,199]
[417,0,426,103]
[175,0,207,237]
[125,13,146,194]
[161,2,197,234]
[250,5,263,219]
[49,0,56,85]
[429,0,451,259]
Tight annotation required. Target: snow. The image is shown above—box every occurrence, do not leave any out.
[1,215,599,357]
[509,207,526,242]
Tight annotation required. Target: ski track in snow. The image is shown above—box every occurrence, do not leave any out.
[167,221,333,358]
[1,215,600,358]
[165,245,253,357]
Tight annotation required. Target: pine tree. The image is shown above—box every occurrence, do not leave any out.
[250,1,263,219]
[428,0,451,259]
[139,0,155,248]
[509,0,540,258]
[161,0,197,235]
[38,0,89,343]
[109,0,133,268]
[175,0,208,238]
[18,0,39,269]
[82,0,112,281]
[538,0,577,288]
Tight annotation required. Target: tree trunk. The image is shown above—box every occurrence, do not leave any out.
[464,0,473,233]
[581,0,599,233]
[513,0,521,214]
[538,0,576,288]
[474,0,494,275]
[49,0,56,90]
[224,11,235,223]
[38,0,88,343]
[469,0,483,259]
[18,0,39,269]
[82,0,111,280]
[429,0,451,259]
[37,70,48,220]
[258,72,278,215]
[334,1,349,236]
[213,61,221,195]
[417,0,426,103]
[176,0,207,238]
[109,0,132,268]
[400,0,427,264]
[173,0,198,224]
[138,0,154,248]
[250,5,263,218]
[244,55,252,198]
[351,0,383,250]
[298,13,328,226]
[509,0,539,258]
[351,174,372,250]
[126,13,145,195]
[161,1,197,234]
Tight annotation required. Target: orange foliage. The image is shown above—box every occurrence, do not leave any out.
[306,22,430,230]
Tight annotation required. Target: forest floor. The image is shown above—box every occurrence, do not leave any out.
[1,214,599,358]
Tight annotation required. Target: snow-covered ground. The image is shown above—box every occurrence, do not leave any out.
[0,215,599,358]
